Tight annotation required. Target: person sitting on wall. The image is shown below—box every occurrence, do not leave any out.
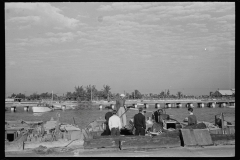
[187,107,197,126]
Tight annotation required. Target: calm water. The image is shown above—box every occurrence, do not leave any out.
[5,103,235,128]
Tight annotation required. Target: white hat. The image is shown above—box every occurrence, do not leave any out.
[120,94,125,97]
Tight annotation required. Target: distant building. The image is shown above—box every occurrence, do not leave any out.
[212,89,235,97]
[5,98,22,102]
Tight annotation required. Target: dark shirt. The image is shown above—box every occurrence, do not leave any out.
[134,113,146,129]
[116,98,125,112]
[152,111,160,123]
[105,112,113,124]
[188,115,197,125]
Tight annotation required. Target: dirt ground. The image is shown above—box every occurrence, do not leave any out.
[5,145,235,157]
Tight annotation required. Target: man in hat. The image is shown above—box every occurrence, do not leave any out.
[104,107,113,135]
[133,107,146,136]
[116,94,127,128]
[108,110,122,136]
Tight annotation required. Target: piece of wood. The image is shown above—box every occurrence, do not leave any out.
[193,129,213,146]
[24,139,84,149]
[84,137,120,149]
[209,128,222,134]
[210,134,235,145]
[181,129,197,146]
[120,136,181,150]
[5,133,27,151]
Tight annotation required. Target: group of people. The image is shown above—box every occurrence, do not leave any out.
[104,93,198,136]
[104,94,146,136]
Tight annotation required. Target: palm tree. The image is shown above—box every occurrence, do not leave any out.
[103,85,111,101]
[177,91,182,99]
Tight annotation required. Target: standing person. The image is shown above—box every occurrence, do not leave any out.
[108,110,122,136]
[104,107,113,135]
[134,107,146,136]
[152,109,163,123]
[187,107,197,126]
[116,94,127,128]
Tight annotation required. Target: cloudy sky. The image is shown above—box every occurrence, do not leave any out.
[5,2,235,96]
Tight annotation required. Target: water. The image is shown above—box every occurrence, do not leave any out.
[5,105,235,128]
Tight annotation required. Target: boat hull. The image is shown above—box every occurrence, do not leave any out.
[32,106,52,113]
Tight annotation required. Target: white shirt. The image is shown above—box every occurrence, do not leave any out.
[108,115,122,130]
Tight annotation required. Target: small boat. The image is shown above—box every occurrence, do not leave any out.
[52,104,63,110]
[32,106,53,113]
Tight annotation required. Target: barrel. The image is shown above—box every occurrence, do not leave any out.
[199,103,204,108]
[155,103,160,109]
[178,103,182,108]
[133,104,137,108]
[110,104,114,109]
[24,106,29,112]
[211,103,216,108]
[222,103,226,107]
[144,103,149,109]
[11,107,16,112]
[61,105,66,111]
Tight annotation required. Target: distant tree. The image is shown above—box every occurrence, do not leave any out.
[15,93,25,99]
[103,85,111,101]
[75,86,86,101]
[149,93,153,98]
[125,92,130,100]
[11,93,16,98]
[167,89,170,96]
[29,92,40,100]
[177,92,182,99]
[160,91,165,98]
[134,90,142,99]
[66,92,73,100]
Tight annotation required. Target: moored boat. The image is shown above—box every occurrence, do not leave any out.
[32,106,53,113]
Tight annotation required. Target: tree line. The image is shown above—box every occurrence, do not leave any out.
[7,85,233,101]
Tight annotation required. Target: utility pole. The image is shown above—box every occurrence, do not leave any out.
[134,90,135,99]
[91,85,92,102]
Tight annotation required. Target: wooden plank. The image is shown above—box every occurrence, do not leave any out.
[226,125,235,134]
[120,135,181,150]
[209,128,222,134]
[193,129,213,146]
[210,134,235,145]
[210,134,235,141]
[180,129,197,146]
[83,137,120,149]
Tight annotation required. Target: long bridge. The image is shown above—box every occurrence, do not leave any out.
[100,99,235,109]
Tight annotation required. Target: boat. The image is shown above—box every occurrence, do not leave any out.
[52,103,63,110]
[32,106,53,113]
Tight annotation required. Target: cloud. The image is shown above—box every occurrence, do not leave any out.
[98,5,113,11]
[5,3,80,29]
[172,14,211,21]
[14,32,77,46]
[8,16,40,23]
[98,2,154,12]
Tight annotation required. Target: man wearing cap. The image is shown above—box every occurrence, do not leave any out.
[116,94,127,128]
[108,110,122,136]
[133,107,146,136]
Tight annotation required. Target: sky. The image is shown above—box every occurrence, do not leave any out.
[5,2,235,97]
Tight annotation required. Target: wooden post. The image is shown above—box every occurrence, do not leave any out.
[221,113,225,134]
